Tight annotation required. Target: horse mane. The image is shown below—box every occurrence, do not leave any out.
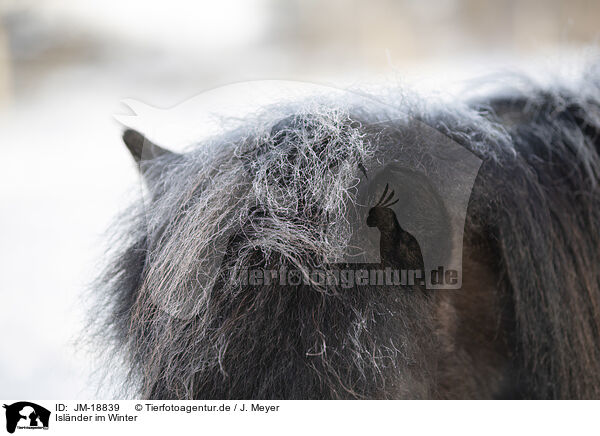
[92,62,600,399]
[439,66,600,398]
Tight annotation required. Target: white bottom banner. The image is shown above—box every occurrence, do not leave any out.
[0,400,595,435]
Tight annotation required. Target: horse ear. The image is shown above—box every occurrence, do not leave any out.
[122,129,176,165]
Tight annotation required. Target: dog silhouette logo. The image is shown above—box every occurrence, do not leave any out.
[3,402,50,433]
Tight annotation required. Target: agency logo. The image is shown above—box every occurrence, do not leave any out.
[3,402,50,434]
[119,81,482,319]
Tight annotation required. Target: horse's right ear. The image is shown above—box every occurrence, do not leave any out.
[3,404,7,408]
[122,129,177,166]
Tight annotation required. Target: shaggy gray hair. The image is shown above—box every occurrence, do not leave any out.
[93,62,600,399]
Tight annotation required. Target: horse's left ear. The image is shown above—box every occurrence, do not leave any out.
[122,129,177,165]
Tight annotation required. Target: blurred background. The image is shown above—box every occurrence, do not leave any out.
[0,0,599,399]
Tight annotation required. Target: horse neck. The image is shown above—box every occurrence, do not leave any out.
[378,212,402,238]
